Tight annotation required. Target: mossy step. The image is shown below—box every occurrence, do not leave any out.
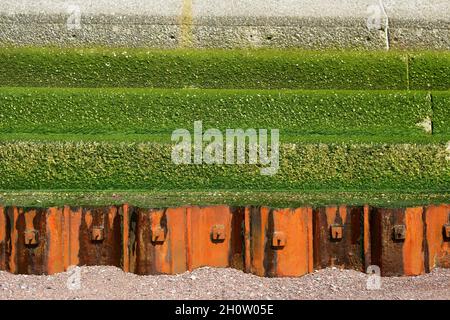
[0,48,447,90]
[1,190,449,208]
[0,88,442,136]
[0,136,448,191]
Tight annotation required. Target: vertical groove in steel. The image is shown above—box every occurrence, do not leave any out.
[122,204,129,273]
[363,205,371,271]
[0,207,6,271]
[243,207,251,273]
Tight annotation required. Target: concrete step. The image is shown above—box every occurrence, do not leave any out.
[0,0,448,49]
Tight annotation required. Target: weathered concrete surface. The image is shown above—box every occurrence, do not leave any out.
[0,0,183,48]
[384,0,450,49]
[190,0,388,49]
[0,0,448,49]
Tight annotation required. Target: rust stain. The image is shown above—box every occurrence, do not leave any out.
[313,206,365,271]
[68,207,82,268]
[403,207,425,276]
[0,207,5,243]
[363,205,371,269]
[78,207,122,268]
[62,206,70,270]
[165,207,189,274]
[0,204,448,277]
[131,207,188,275]
[148,209,169,274]
[15,208,47,274]
[244,207,251,273]
[229,207,244,270]
[122,204,130,273]
[186,206,192,271]
[307,208,314,274]
[371,208,406,276]
[46,207,64,274]
[0,207,7,270]
[188,206,234,270]
[247,207,313,277]
[24,208,36,233]
[425,205,450,268]
[273,207,313,277]
[9,207,18,273]
[247,206,268,276]
[84,211,93,229]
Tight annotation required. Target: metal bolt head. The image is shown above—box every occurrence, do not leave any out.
[330,224,344,240]
[211,224,225,242]
[393,225,406,241]
[24,230,39,245]
[91,227,104,242]
[151,226,165,243]
[271,231,286,248]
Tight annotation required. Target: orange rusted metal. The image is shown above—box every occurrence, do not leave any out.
[370,207,426,276]
[424,205,450,269]
[62,206,82,270]
[76,206,122,267]
[0,204,448,277]
[313,206,367,271]
[0,207,9,271]
[244,206,313,277]
[3,207,66,274]
[187,206,243,271]
[0,206,122,275]
[126,205,243,275]
[126,207,188,275]
[122,204,130,272]
[363,205,371,269]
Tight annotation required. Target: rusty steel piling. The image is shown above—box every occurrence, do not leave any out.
[0,204,448,277]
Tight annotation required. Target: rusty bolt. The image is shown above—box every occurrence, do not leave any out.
[24,229,39,245]
[151,226,165,243]
[211,224,225,242]
[393,225,406,241]
[330,224,343,240]
[91,227,104,242]
[271,231,286,248]
[444,224,450,240]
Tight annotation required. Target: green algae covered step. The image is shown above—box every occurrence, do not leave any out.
[1,190,449,208]
[432,91,450,135]
[0,48,410,89]
[0,87,436,136]
[409,52,450,90]
[0,48,447,90]
[0,135,448,192]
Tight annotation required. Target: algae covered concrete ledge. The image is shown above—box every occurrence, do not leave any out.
[1,190,450,208]
[0,0,448,49]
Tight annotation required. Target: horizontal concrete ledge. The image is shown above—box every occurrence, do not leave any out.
[0,0,448,49]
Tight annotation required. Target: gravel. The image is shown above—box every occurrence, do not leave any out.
[0,266,448,300]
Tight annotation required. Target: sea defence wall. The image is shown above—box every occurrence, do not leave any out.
[0,205,449,277]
